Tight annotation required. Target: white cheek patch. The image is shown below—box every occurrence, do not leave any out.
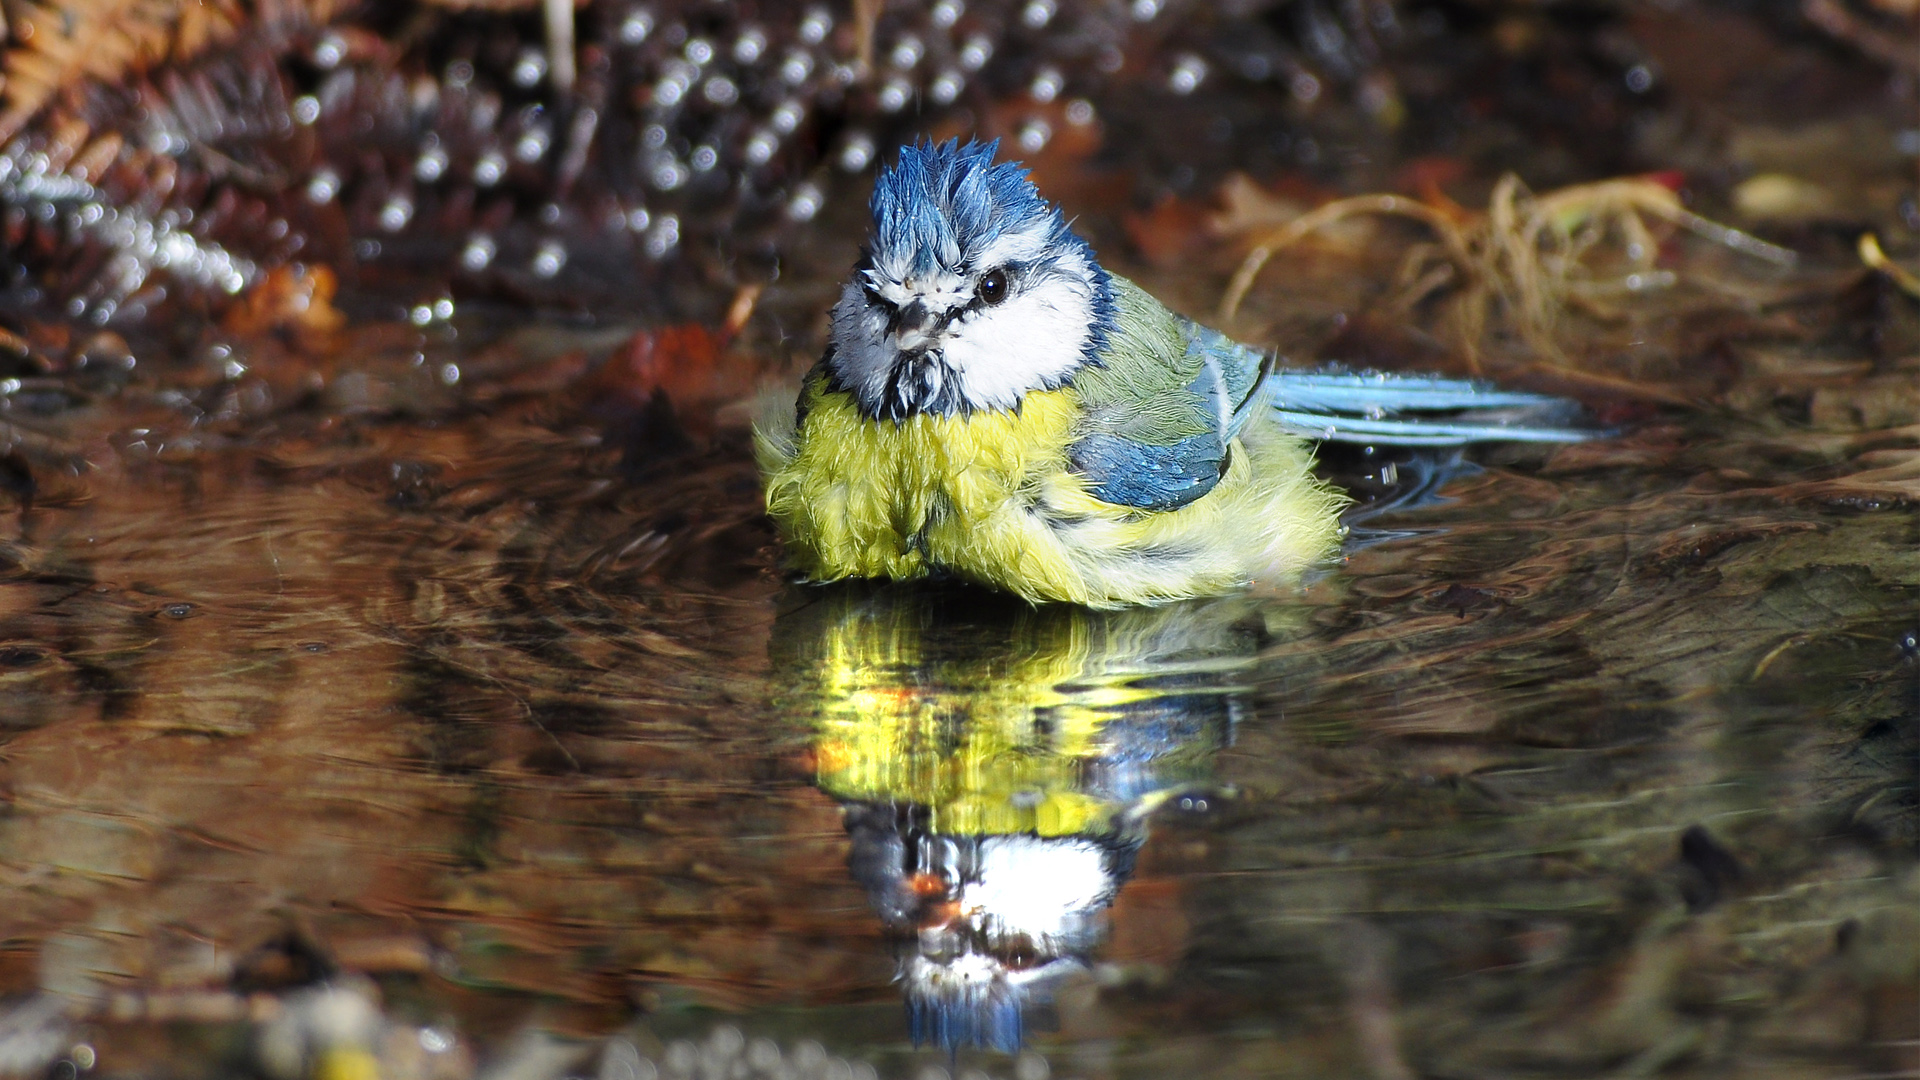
[959,836,1112,947]
[941,272,1095,410]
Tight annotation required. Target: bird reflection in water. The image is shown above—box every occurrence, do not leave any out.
[771,584,1263,1052]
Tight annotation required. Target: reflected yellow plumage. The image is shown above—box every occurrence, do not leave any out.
[780,589,1243,837]
[756,378,1346,608]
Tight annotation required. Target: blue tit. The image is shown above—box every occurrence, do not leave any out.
[757,140,1588,609]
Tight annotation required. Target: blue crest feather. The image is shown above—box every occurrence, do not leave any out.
[868,139,1116,364]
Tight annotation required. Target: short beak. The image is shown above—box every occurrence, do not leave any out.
[892,298,936,351]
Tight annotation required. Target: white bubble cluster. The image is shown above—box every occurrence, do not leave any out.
[643,213,680,258]
[2,149,258,311]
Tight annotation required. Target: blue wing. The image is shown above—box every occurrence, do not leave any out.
[1266,368,1593,446]
[1069,317,1270,512]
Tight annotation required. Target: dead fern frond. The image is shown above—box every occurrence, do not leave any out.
[0,0,352,145]
[2,0,230,142]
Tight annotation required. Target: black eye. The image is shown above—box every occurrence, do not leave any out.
[977,269,1009,306]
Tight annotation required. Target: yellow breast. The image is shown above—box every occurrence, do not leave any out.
[756,380,1346,607]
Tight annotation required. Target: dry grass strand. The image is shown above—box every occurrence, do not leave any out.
[1219,174,1798,371]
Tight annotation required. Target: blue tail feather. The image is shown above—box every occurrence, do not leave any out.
[1265,368,1595,446]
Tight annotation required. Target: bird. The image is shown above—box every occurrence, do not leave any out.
[757,139,1589,609]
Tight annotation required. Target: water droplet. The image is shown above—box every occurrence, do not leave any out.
[733,27,767,64]
[512,47,548,87]
[877,77,912,113]
[1030,65,1064,103]
[890,35,924,70]
[929,71,963,104]
[1017,118,1051,153]
[379,196,414,232]
[312,32,347,69]
[958,35,992,71]
[745,1039,781,1071]
[415,143,448,182]
[517,126,553,164]
[1169,53,1208,94]
[787,183,824,222]
[839,134,875,171]
[769,100,805,134]
[474,149,507,186]
[305,169,340,204]
[654,70,689,106]
[781,50,815,85]
[532,240,567,278]
[460,234,496,271]
[798,7,833,44]
[703,75,739,105]
[619,8,654,45]
[744,130,779,165]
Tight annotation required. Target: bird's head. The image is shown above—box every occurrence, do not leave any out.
[826,140,1116,420]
